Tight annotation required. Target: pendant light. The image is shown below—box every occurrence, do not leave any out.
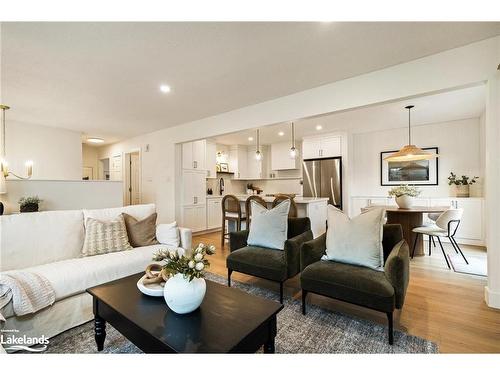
[384,105,438,162]
[289,122,297,159]
[255,129,262,161]
[0,104,33,179]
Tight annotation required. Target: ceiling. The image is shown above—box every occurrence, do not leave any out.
[1,22,499,145]
[213,85,486,145]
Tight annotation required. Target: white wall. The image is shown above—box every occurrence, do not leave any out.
[82,144,99,180]
[97,37,498,226]
[2,179,123,213]
[4,120,82,180]
[351,118,483,198]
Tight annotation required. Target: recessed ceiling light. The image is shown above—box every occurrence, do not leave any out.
[278,131,285,136]
[159,84,171,93]
[316,125,323,130]
[248,137,254,141]
[87,137,104,144]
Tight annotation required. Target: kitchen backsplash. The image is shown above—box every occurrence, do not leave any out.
[206,176,303,196]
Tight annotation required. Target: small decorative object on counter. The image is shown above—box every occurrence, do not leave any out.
[153,243,216,314]
[18,195,42,212]
[448,172,478,198]
[207,188,213,195]
[388,185,421,209]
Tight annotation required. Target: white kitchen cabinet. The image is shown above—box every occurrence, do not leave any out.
[205,141,217,178]
[229,145,248,179]
[271,142,301,170]
[182,170,206,205]
[302,136,341,159]
[206,197,223,229]
[454,198,484,242]
[182,140,206,170]
[246,145,268,179]
[182,205,207,232]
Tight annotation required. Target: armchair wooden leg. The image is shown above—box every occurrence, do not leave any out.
[227,269,232,287]
[279,282,284,304]
[387,312,394,345]
[301,290,308,315]
[221,218,226,248]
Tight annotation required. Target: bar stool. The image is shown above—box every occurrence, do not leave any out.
[221,195,246,247]
[272,194,297,217]
[245,195,267,228]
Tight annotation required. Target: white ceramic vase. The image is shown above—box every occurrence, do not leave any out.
[395,195,413,209]
[163,273,206,314]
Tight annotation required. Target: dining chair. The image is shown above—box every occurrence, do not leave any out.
[272,194,297,217]
[426,207,453,250]
[245,195,267,229]
[411,208,467,269]
[221,195,246,248]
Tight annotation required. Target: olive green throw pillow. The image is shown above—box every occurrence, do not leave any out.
[122,212,160,248]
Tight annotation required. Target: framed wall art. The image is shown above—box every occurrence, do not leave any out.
[380,147,439,186]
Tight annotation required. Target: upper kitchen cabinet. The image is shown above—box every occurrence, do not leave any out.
[229,145,247,179]
[247,145,269,179]
[182,140,206,170]
[205,141,217,178]
[271,141,301,170]
[302,135,341,159]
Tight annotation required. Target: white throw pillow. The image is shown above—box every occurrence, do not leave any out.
[81,214,133,257]
[323,206,385,271]
[247,200,290,250]
[156,222,180,248]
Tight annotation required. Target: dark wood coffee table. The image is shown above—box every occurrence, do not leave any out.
[86,273,283,353]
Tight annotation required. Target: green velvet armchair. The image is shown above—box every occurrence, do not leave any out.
[300,224,409,345]
[227,217,313,303]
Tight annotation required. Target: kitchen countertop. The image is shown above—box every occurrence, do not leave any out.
[206,194,328,204]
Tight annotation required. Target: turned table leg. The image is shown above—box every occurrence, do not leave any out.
[94,315,106,351]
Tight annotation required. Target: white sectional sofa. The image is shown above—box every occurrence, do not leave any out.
[0,204,192,345]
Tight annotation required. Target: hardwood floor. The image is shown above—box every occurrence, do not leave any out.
[194,230,500,353]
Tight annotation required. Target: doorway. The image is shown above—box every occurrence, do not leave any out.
[124,151,141,205]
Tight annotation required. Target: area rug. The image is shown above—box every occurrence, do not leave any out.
[447,253,487,277]
[45,273,438,354]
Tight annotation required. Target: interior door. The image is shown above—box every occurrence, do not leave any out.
[130,152,141,205]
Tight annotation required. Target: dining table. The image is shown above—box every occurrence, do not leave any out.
[362,205,449,256]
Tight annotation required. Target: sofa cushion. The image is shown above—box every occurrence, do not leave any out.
[301,260,395,312]
[227,246,286,281]
[156,222,180,248]
[81,215,133,257]
[122,212,160,247]
[247,200,290,250]
[323,206,385,271]
[0,210,84,272]
[83,204,156,225]
[22,244,174,303]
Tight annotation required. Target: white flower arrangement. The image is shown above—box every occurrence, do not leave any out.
[388,184,421,198]
[153,243,216,281]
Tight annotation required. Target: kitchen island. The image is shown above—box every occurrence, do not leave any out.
[230,194,328,238]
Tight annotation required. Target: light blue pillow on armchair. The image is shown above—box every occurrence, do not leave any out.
[247,200,290,250]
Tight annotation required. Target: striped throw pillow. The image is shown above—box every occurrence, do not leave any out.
[81,214,133,257]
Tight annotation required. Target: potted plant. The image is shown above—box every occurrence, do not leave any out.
[448,172,478,198]
[153,243,216,314]
[19,196,42,212]
[388,185,421,209]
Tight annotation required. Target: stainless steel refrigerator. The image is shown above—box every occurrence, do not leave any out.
[302,157,342,209]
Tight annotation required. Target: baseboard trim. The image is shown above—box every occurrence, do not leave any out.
[485,286,500,309]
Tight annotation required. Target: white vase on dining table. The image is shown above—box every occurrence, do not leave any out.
[395,195,413,209]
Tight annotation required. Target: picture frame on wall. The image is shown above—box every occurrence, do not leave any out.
[220,163,229,172]
[380,147,439,186]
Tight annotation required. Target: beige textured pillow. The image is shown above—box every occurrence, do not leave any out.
[81,214,133,257]
[122,212,160,247]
